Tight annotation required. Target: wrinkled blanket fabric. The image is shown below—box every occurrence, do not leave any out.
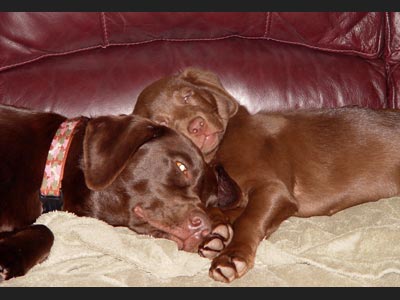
[2,197,400,287]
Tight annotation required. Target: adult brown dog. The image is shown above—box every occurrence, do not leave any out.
[0,104,239,281]
[133,67,400,283]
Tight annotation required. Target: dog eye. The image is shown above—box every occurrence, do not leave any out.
[181,88,194,104]
[176,161,189,176]
[154,116,169,126]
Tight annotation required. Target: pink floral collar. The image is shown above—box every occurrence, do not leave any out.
[39,118,81,212]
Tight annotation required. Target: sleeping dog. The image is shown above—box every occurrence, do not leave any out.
[133,67,400,282]
[0,104,239,281]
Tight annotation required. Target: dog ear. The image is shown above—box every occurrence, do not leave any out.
[180,67,239,118]
[83,115,163,190]
[215,164,242,210]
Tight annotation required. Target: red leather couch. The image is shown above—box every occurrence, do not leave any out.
[1,12,399,118]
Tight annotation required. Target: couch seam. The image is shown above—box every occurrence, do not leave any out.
[100,12,110,47]
[0,44,103,72]
[0,35,382,73]
[388,63,399,109]
[107,36,381,58]
[385,12,392,60]
[264,12,271,37]
[384,12,393,108]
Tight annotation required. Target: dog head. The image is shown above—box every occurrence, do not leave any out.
[133,68,239,162]
[82,114,240,252]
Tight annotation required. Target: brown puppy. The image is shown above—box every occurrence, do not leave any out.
[133,67,400,283]
[0,104,239,281]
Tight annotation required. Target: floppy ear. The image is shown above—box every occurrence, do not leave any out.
[83,115,163,190]
[215,164,242,210]
[180,67,239,118]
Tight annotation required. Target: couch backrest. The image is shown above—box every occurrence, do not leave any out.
[0,12,398,117]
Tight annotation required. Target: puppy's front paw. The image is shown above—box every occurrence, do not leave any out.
[0,244,24,281]
[209,251,252,283]
[0,264,11,282]
[198,223,233,259]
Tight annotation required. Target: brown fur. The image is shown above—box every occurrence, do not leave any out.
[0,104,239,280]
[133,67,400,282]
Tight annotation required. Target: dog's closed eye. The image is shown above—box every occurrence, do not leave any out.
[154,116,170,126]
[181,87,194,104]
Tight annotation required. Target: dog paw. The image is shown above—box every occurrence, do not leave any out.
[0,244,24,281]
[209,251,251,283]
[0,265,9,281]
[198,223,233,259]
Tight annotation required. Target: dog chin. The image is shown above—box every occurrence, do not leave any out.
[179,234,205,252]
[200,133,221,154]
[133,206,206,252]
[150,229,205,253]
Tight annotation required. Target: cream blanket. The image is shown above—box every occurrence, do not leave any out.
[2,197,400,287]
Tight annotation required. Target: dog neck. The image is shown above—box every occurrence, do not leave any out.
[39,118,83,213]
[203,106,250,163]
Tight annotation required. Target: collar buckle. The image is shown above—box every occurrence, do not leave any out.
[40,192,64,213]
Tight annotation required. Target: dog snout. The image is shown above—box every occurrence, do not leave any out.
[188,117,206,136]
[188,210,211,236]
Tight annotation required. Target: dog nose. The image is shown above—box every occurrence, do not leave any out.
[189,210,211,236]
[188,117,206,135]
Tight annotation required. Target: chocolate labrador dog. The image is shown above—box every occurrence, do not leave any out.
[0,104,239,281]
[133,67,400,283]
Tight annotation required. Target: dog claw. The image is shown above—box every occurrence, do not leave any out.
[209,254,249,283]
[212,224,233,244]
[0,266,8,281]
[213,266,235,282]
[212,225,228,239]
[210,267,228,282]
[199,238,224,258]
[205,238,224,250]
[198,223,233,258]
[233,258,247,276]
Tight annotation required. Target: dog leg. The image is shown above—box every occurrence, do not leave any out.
[0,224,54,281]
[209,183,297,283]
